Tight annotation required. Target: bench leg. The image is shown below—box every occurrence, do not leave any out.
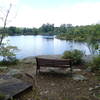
[36,69,40,75]
[36,69,38,75]
[70,67,73,77]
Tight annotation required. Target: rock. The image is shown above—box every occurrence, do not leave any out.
[44,90,49,94]
[0,66,8,70]
[40,90,49,95]
[89,87,94,91]
[89,85,100,91]
[95,85,100,89]
[76,88,80,90]
[73,69,81,72]
[85,67,92,72]
[6,69,23,78]
[72,74,87,81]
[51,83,55,86]
[7,69,21,75]
[40,91,43,95]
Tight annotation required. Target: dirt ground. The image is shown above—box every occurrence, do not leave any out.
[0,55,100,100]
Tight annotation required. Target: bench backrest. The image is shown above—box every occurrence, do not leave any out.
[36,57,72,69]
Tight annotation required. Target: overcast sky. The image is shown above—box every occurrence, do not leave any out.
[0,0,100,28]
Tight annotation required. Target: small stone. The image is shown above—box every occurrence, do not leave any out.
[92,73,95,76]
[40,91,43,95]
[40,90,49,95]
[95,85,100,89]
[73,69,81,72]
[44,90,48,94]
[7,69,21,76]
[76,88,80,90]
[6,69,23,79]
[51,83,55,86]
[72,74,87,81]
[27,98,32,100]
[89,87,93,91]
[85,68,92,72]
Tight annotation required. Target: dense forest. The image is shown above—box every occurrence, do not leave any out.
[0,23,55,36]
[56,24,100,41]
[0,23,100,41]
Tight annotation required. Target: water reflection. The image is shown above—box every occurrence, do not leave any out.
[3,35,90,59]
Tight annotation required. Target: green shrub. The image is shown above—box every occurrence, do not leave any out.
[0,57,19,65]
[92,55,100,70]
[62,49,84,64]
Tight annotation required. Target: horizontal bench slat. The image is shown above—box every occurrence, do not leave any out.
[36,57,72,74]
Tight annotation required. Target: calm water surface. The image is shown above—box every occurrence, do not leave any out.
[3,35,90,59]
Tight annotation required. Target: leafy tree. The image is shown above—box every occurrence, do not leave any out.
[39,23,54,35]
[32,27,39,35]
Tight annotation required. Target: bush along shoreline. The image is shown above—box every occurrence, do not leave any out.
[0,49,100,73]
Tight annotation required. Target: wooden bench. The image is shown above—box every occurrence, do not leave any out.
[36,57,72,75]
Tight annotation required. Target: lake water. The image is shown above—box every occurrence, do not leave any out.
[3,35,90,59]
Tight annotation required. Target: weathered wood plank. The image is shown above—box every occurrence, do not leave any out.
[36,57,72,74]
[0,74,32,99]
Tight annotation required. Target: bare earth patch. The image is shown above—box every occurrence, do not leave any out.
[0,55,100,100]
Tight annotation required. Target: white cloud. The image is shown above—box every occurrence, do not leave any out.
[69,2,100,25]
[1,1,100,27]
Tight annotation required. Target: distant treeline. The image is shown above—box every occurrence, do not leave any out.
[0,23,100,41]
[0,23,56,35]
[56,24,100,41]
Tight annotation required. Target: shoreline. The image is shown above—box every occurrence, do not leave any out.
[20,55,62,63]
[20,54,93,63]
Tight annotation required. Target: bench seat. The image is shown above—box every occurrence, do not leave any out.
[36,57,72,74]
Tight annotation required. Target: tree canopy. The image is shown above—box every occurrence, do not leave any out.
[0,23,100,41]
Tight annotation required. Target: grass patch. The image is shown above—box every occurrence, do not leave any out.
[94,93,100,99]
[0,93,6,100]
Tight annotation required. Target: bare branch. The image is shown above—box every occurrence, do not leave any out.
[0,3,12,46]
[4,4,12,29]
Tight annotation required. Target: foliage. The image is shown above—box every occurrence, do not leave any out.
[62,49,84,64]
[92,55,100,70]
[0,24,100,41]
[0,57,19,65]
[57,24,100,41]
[0,41,19,65]
[39,23,54,35]
[0,4,19,65]
[0,45,16,57]
[86,33,99,55]
[0,93,6,100]
[86,54,100,72]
